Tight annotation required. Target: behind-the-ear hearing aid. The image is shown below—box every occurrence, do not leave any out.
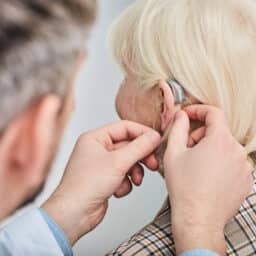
[167,79,186,104]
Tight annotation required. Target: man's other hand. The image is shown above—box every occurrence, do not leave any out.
[43,121,161,245]
[164,105,254,255]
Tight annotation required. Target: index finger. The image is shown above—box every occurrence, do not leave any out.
[113,142,159,170]
[183,105,228,136]
[89,120,156,146]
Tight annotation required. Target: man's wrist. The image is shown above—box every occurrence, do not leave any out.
[42,191,91,246]
[172,217,226,255]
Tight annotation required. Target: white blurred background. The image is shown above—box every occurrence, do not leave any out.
[37,1,167,255]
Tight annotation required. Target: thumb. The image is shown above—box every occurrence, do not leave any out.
[166,111,190,158]
[114,131,161,173]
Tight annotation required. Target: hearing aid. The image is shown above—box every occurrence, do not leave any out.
[167,79,186,104]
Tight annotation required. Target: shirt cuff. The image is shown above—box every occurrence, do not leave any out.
[39,208,73,256]
[179,249,219,256]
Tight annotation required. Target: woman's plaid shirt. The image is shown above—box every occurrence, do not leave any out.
[107,172,256,256]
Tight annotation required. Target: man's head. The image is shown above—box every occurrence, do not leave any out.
[111,0,256,174]
[0,0,96,220]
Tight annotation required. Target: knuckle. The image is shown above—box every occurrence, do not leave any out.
[211,107,224,118]
[121,120,132,126]
[212,107,221,115]
[215,130,233,149]
[213,108,228,126]
[76,131,95,149]
[77,132,90,144]
[205,105,216,112]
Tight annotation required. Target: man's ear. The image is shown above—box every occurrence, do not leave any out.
[0,95,62,190]
[158,80,178,132]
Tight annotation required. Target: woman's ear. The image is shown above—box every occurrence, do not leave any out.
[158,80,179,132]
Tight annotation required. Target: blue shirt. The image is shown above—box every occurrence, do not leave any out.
[39,208,73,256]
[39,209,219,256]
[0,208,219,256]
[0,208,64,255]
[180,249,219,256]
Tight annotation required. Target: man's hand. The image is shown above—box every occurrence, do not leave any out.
[43,121,161,245]
[164,105,254,255]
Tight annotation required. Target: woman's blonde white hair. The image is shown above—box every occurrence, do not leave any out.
[110,0,256,158]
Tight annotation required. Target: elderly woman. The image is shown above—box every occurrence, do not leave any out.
[107,0,256,255]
